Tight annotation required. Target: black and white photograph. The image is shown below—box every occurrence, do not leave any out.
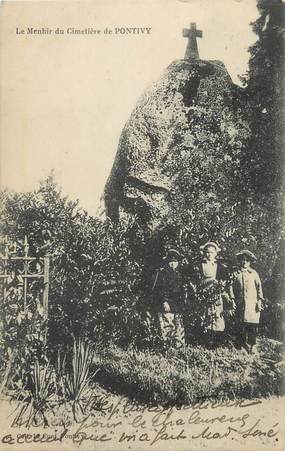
[0,0,284,449]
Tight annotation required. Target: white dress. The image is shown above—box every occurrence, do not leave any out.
[234,268,263,324]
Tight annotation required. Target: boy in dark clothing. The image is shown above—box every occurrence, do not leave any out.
[151,248,186,348]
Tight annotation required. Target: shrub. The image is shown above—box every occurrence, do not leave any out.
[0,177,144,353]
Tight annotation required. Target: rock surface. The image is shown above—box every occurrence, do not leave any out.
[104,59,243,231]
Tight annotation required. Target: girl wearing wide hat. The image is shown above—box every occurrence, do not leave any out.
[232,250,264,354]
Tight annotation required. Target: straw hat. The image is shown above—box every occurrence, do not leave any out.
[200,241,221,253]
[164,248,182,261]
[236,249,257,262]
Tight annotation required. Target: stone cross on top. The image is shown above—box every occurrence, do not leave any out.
[183,22,203,60]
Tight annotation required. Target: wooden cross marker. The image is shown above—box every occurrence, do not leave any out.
[183,22,203,59]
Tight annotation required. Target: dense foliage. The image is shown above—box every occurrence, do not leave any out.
[241,0,285,324]
[0,177,146,359]
[243,0,285,193]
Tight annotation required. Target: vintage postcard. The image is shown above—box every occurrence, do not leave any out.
[0,0,284,450]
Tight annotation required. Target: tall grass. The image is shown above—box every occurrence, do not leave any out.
[94,338,284,406]
[11,339,99,425]
[65,339,97,401]
[12,360,54,427]
[55,339,99,420]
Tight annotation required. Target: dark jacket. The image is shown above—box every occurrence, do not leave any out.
[150,265,185,313]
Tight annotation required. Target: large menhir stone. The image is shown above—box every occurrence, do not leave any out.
[104,59,242,231]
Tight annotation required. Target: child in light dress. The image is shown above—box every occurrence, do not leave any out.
[232,250,264,354]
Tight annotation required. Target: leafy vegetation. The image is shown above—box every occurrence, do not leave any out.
[10,339,97,427]
[0,177,145,353]
[0,171,283,404]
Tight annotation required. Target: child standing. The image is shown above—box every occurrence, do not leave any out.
[187,241,235,347]
[151,248,186,348]
[233,250,264,354]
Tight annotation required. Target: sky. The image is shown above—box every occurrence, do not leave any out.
[0,0,258,216]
